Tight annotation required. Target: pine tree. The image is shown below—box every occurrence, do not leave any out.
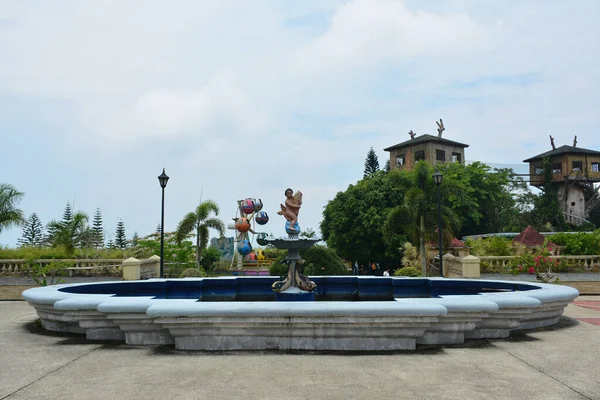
[62,202,73,224]
[107,239,115,249]
[18,213,44,247]
[156,223,162,234]
[92,208,104,248]
[384,159,390,172]
[131,231,139,247]
[115,220,127,249]
[364,147,380,178]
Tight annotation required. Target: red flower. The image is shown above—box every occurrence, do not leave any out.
[528,267,535,274]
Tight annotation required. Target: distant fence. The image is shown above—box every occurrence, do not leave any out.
[479,255,600,271]
[0,258,123,275]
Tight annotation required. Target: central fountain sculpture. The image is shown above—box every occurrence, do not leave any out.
[268,188,318,300]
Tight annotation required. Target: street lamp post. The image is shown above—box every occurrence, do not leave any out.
[158,168,169,278]
[432,171,444,277]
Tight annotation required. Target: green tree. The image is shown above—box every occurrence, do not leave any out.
[321,171,405,264]
[46,208,89,255]
[441,162,528,236]
[131,231,140,247]
[115,220,127,249]
[384,159,390,172]
[363,147,380,178]
[299,227,317,238]
[18,213,44,247]
[0,183,25,235]
[383,162,460,275]
[175,200,225,268]
[92,207,104,248]
[301,245,348,275]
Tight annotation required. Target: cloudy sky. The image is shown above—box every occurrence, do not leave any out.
[1,0,599,246]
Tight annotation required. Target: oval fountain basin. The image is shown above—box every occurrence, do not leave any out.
[22,277,579,351]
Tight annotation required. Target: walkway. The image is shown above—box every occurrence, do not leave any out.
[1,298,599,399]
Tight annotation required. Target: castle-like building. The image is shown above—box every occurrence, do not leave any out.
[523,137,600,224]
[383,120,468,171]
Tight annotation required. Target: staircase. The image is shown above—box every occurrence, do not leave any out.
[562,211,592,226]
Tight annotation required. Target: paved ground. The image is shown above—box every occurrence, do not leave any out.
[1,297,599,400]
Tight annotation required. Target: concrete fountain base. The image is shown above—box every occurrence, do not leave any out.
[22,277,579,351]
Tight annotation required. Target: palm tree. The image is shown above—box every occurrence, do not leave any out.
[383,162,460,275]
[175,200,225,268]
[47,211,89,254]
[0,184,25,235]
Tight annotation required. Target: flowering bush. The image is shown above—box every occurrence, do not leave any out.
[508,247,558,276]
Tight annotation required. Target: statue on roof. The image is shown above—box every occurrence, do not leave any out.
[573,135,577,148]
[436,119,445,138]
[408,130,416,139]
[550,135,556,150]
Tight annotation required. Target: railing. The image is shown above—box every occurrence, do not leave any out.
[0,258,123,274]
[563,212,592,226]
[479,255,600,271]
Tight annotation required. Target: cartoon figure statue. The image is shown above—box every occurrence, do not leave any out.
[277,188,303,233]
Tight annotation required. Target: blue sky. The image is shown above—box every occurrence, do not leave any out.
[1,0,599,246]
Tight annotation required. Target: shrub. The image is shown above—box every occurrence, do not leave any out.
[301,246,348,276]
[28,261,72,286]
[464,237,513,256]
[547,231,600,255]
[179,268,207,278]
[269,260,289,277]
[400,242,420,269]
[393,267,421,277]
[199,247,221,273]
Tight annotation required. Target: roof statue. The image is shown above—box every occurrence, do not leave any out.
[436,119,445,138]
[573,135,577,148]
[550,135,556,150]
[408,130,416,139]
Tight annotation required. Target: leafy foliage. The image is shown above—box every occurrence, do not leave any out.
[0,183,25,235]
[321,170,405,265]
[179,268,207,278]
[548,230,600,255]
[27,260,72,286]
[464,237,513,256]
[393,266,421,277]
[175,200,225,268]
[301,245,348,275]
[46,204,89,255]
[199,246,221,273]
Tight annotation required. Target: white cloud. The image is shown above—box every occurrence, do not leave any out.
[1,0,599,246]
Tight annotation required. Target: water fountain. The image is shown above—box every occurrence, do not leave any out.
[22,190,579,351]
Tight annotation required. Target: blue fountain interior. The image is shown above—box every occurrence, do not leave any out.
[58,277,538,301]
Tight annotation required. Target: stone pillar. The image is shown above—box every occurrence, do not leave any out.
[148,255,161,278]
[122,257,141,280]
[461,255,480,278]
[442,253,455,277]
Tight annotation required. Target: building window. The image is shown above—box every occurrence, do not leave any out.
[436,150,446,162]
[552,163,562,174]
[534,166,544,174]
[395,154,405,166]
[451,152,462,163]
[414,150,425,161]
[592,162,599,172]
[572,161,583,172]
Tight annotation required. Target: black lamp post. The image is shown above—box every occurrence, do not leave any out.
[432,171,444,277]
[158,168,169,278]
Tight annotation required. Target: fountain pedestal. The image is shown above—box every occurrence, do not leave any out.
[267,235,319,301]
